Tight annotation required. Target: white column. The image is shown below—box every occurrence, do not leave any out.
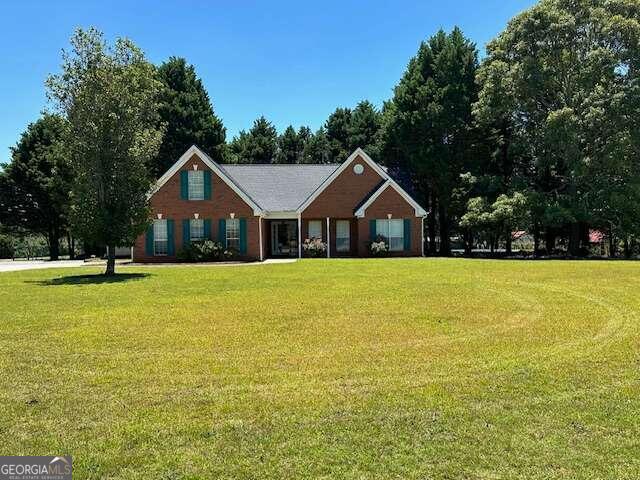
[259,216,263,261]
[298,214,302,259]
[421,216,425,257]
[326,217,330,258]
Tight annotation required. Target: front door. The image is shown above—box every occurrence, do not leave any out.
[270,221,298,257]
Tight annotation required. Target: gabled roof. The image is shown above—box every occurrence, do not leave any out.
[220,164,339,212]
[355,180,427,218]
[151,145,263,214]
[151,146,426,217]
[297,148,389,213]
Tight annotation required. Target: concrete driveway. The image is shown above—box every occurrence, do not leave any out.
[0,260,86,273]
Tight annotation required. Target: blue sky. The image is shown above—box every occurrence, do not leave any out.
[0,0,536,163]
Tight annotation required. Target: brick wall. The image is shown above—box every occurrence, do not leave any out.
[133,154,261,262]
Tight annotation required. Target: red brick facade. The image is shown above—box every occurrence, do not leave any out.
[133,149,425,262]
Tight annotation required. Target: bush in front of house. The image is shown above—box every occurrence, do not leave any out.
[369,236,389,257]
[303,238,327,257]
[177,240,226,262]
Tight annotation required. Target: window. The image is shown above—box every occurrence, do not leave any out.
[308,220,322,240]
[375,219,404,252]
[226,218,240,250]
[336,220,350,252]
[190,219,204,241]
[188,170,204,200]
[153,219,168,255]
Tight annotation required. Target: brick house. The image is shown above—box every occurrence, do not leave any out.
[133,145,427,262]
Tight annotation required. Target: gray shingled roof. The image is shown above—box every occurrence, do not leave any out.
[220,164,339,212]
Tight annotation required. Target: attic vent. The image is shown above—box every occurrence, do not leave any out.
[353,163,364,175]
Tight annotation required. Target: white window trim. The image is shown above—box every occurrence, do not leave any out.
[376,218,404,252]
[153,219,168,256]
[308,220,322,240]
[188,170,204,201]
[226,218,240,250]
[190,218,204,241]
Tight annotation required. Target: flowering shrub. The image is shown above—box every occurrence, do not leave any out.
[303,238,327,257]
[369,235,389,256]
[177,240,226,262]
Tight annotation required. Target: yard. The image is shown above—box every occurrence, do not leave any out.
[0,259,638,479]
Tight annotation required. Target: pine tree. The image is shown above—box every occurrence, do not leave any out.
[229,116,277,164]
[154,57,225,176]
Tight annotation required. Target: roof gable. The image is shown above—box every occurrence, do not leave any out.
[355,180,427,218]
[297,148,388,213]
[150,145,262,214]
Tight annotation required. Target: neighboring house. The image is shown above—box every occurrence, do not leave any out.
[133,145,427,262]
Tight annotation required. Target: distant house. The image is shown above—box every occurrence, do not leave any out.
[133,146,427,262]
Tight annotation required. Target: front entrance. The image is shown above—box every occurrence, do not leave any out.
[270,220,298,257]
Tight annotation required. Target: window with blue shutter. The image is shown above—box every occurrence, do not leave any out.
[182,219,190,246]
[403,219,411,251]
[167,219,175,255]
[145,225,154,255]
[203,171,212,200]
[239,218,247,254]
[218,219,226,246]
[180,171,188,200]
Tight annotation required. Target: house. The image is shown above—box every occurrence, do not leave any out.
[133,145,427,262]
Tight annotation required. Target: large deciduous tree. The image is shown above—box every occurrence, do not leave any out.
[153,57,226,177]
[0,113,72,260]
[384,28,479,255]
[476,0,640,256]
[47,27,164,275]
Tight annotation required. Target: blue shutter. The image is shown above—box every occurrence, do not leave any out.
[167,219,175,256]
[239,218,247,254]
[180,171,189,200]
[145,224,154,256]
[369,220,376,241]
[203,170,212,200]
[404,219,411,251]
[182,219,190,247]
[218,219,226,247]
[204,219,212,240]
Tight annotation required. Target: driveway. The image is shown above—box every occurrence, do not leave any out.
[0,260,86,273]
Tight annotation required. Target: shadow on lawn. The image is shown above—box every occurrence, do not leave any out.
[27,273,151,286]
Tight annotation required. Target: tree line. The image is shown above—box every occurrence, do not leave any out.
[0,0,638,272]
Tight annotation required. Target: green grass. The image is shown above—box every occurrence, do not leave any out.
[1,259,639,479]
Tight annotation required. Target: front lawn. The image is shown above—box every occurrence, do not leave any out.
[0,259,638,479]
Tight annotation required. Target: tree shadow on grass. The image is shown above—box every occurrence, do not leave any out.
[27,273,151,286]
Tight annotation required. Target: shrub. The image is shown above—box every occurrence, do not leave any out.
[302,238,326,257]
[177,240,225,262]
[0,235,14,259]
[369,235,389,257]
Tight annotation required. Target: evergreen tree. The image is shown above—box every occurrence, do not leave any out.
[384,28,479,255]
[325,107,352,161]
[347,100,382,156]
[154,57,226,177]
[276,125,300,164]
[0,113,72,260]
[229,116,277,164]
[301,128,331,164]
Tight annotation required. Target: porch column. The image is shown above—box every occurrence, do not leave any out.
[421,216,425,257]
[298,214,302,259]
[259,216,264,261]
[326,217,330,258]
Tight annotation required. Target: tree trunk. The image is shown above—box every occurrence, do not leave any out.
[506,231,512,256]
[428,192,437,255]
[545,229,555,255]
[438,203,451,256]
[623,237,631,259]
[608,228,616,258]
[67,232,75,260]
[568,222,581,257]
[533,226,540,258]
[105,245,116,275]
[464,230,472,256]
[48,228,60,261]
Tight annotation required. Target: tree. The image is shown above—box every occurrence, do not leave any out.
[229,116,277,163]
[325,107,352,161]
[301,128,331,164]
[384,28,479,255]
[0,113,72,260]
[477,0,640,256]
[46,27,164,275]
[153,57,226,177]
[276,125,300,164]
[347,100,382,156]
